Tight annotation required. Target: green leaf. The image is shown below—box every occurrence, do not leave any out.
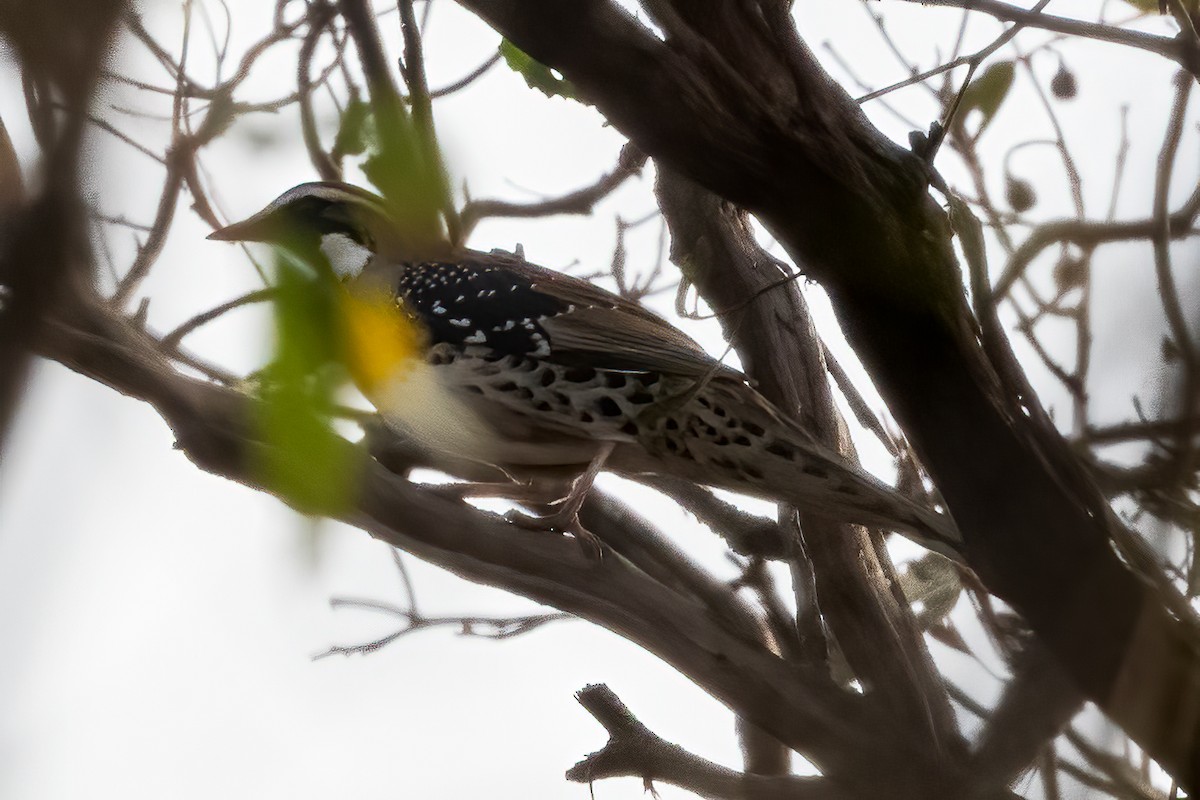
[333,97,374,158]
[1121,0,1161,12]
[253,252,359,517]
[899,553,962,628]
[358,100,447,248]
[499,39,580,102]
[960,61,1015,136]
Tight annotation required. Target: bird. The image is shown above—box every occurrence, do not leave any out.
[209,181,962,560]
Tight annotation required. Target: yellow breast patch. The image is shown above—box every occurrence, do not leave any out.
[337,286,427,395]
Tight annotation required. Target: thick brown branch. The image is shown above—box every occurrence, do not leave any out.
[0,0,125,453]
[656,167,965,763]
[967,642,1085,789]
[35,291,984,794]
[453,2,1200,789]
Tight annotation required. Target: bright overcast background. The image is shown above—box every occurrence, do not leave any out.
[0,1,1195,798]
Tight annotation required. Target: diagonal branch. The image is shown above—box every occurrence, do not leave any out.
[452,1,1200,790]
[656,167,965,763]
[0,0,125,455]
[34,288,987,795]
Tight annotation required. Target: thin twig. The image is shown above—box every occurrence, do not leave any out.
[1152,72,1199,479]
[459,144,647,237]
[399,0,462,243]
[160,288,276,349]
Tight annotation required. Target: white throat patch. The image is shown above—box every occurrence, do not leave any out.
[320,232,373,278]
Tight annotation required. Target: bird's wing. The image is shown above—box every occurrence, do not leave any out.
[470,250,741,378]
[541,306,736,377]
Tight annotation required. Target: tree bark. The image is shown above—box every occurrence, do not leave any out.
[455,0,1200,788]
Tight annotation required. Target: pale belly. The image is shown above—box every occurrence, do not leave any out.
[367,355,611,471]
[369,360,502,465]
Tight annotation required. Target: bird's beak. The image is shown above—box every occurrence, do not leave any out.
[207,209,278,242]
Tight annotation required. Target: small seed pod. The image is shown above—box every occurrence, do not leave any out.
[1005,175,1037,213]
[1051,63,1078,100]
[1053,254,1087,292]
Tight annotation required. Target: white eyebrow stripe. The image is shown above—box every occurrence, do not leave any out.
[270,183,389,214]
[319,233,372,278]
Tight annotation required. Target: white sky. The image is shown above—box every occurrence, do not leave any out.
[0,1,1195,798]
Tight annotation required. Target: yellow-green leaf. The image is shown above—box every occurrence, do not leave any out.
[253,252,359,517]
[899,553,962,628]
[960,61,1015,137]
[333,97,374,158]
[499,39,580,102]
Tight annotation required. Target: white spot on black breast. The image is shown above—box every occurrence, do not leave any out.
[396,257,569,358]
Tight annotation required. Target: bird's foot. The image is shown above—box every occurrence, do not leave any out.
[504,506,604,561]
[500,443,614,561]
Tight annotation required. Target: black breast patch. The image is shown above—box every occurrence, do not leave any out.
[396,259,569,357]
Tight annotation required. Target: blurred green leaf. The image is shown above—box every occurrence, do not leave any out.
[899,553,962,628]
[499,39,580,102]
[1120,0,1160,12]
[333,97,374,158]
[253,251,359,517]
[358,97,446,249]
[960,61,1014,136]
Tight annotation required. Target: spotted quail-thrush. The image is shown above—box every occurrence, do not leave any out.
[209,182,962,559]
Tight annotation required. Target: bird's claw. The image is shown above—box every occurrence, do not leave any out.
[503,508,604,561]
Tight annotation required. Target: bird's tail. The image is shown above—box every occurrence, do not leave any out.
[631,375,963,560]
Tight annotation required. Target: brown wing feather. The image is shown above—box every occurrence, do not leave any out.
[543,307,739,377]
[468,248,740,378]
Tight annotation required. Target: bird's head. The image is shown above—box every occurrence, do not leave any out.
[208,181,397,279]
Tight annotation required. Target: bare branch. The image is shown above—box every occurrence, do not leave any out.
[459,143,648,238]
[298,3,342,182]
[1152,72,1199,479]
[340,0,446,248]
[317,600,567,657]
[898,0,1199,76]
[991,183,1200,300]
[567,684,852,800]
[1082,417,1200,446]
[429,51,500,98]
[655,167,965,761]
[399,0,462,243]
[160,288,275,350]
